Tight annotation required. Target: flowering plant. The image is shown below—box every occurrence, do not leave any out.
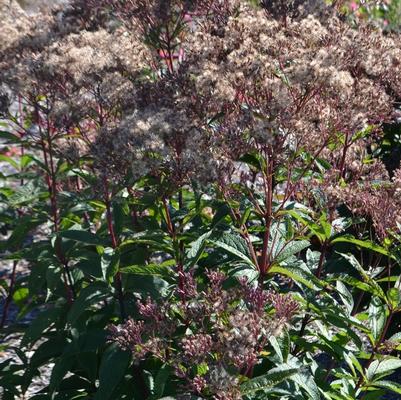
[0,0,401,399]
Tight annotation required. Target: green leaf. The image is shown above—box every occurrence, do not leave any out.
[49,354,75,393]
[0,154,19,169]
[367,359,401,381]
[12,287,29,307]
[284,209,326,242]
[156,398,177,400]
[0,131,22,143]
[94,345,130,400]
[269,261,321,290]
[120,263,173,278]
[6,216,44,250]
[336,281,354,315]
[185,231,212,268]
[279,330,291,363]
[291,369,321,400]
[112,201,126,237]
[59,230,105,246]
[229,260,259,281]
[101,248,120,282]
[344,352,364,378]
[241,366,298,395]
[240,205,252,226]
[20,154,36,168]
[22,304,66,346]
[332,236,391,258]
[282,356,320,400]
[211,232,255,267]
[119,232,173,254]
[368,296,387,344]
[75,256,102,279]
[67,284,109,324]
[387,288,401,310]
[389,332,401,342]
[29,336,67,369]
[269,336,284,363]
[196,362,208,376]
[372,380,401,394]
[339,253,386,300]
[274,240,310,263]
[124,275,170,299]
[319,213,332,239]
[239,152,265,171]
[153,364,172,398]
[8,181,42,206]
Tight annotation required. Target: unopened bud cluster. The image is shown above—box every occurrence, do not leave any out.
[108,271,298,398]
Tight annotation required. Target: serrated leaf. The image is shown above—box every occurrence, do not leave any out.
[279,330,291,363]
[389,332,401,342]
[119,232,173,254]
[372,380,401,394]
[319,213,332,239]
[306,249,321,270]
[269,261,321,290]
[241,366,298,395]
[211,232,255,267]
[344,352,364,378]
[284,209,326,242]
[291,369,321,400]
[274,240,310,263]
[185,231,212,268]
[8,181,42,206]
[332,236,391,258]
[120,263,173,278]
[229,263,259,283]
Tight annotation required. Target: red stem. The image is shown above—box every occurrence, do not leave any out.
[104,178,126,320]
[0,260,18,328]
[162,197,186,302]
[356,312,395,394]
[316,240,328,279]
[259,147,274,279]
[339,131,350,179]
[37,111,75,303]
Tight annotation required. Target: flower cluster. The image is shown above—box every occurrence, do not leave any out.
[332,170,401,239]
[107,318,145,354]
[1,0,400,195]
[108,271,298,398]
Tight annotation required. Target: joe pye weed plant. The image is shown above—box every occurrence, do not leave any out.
[1,0,401,398]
